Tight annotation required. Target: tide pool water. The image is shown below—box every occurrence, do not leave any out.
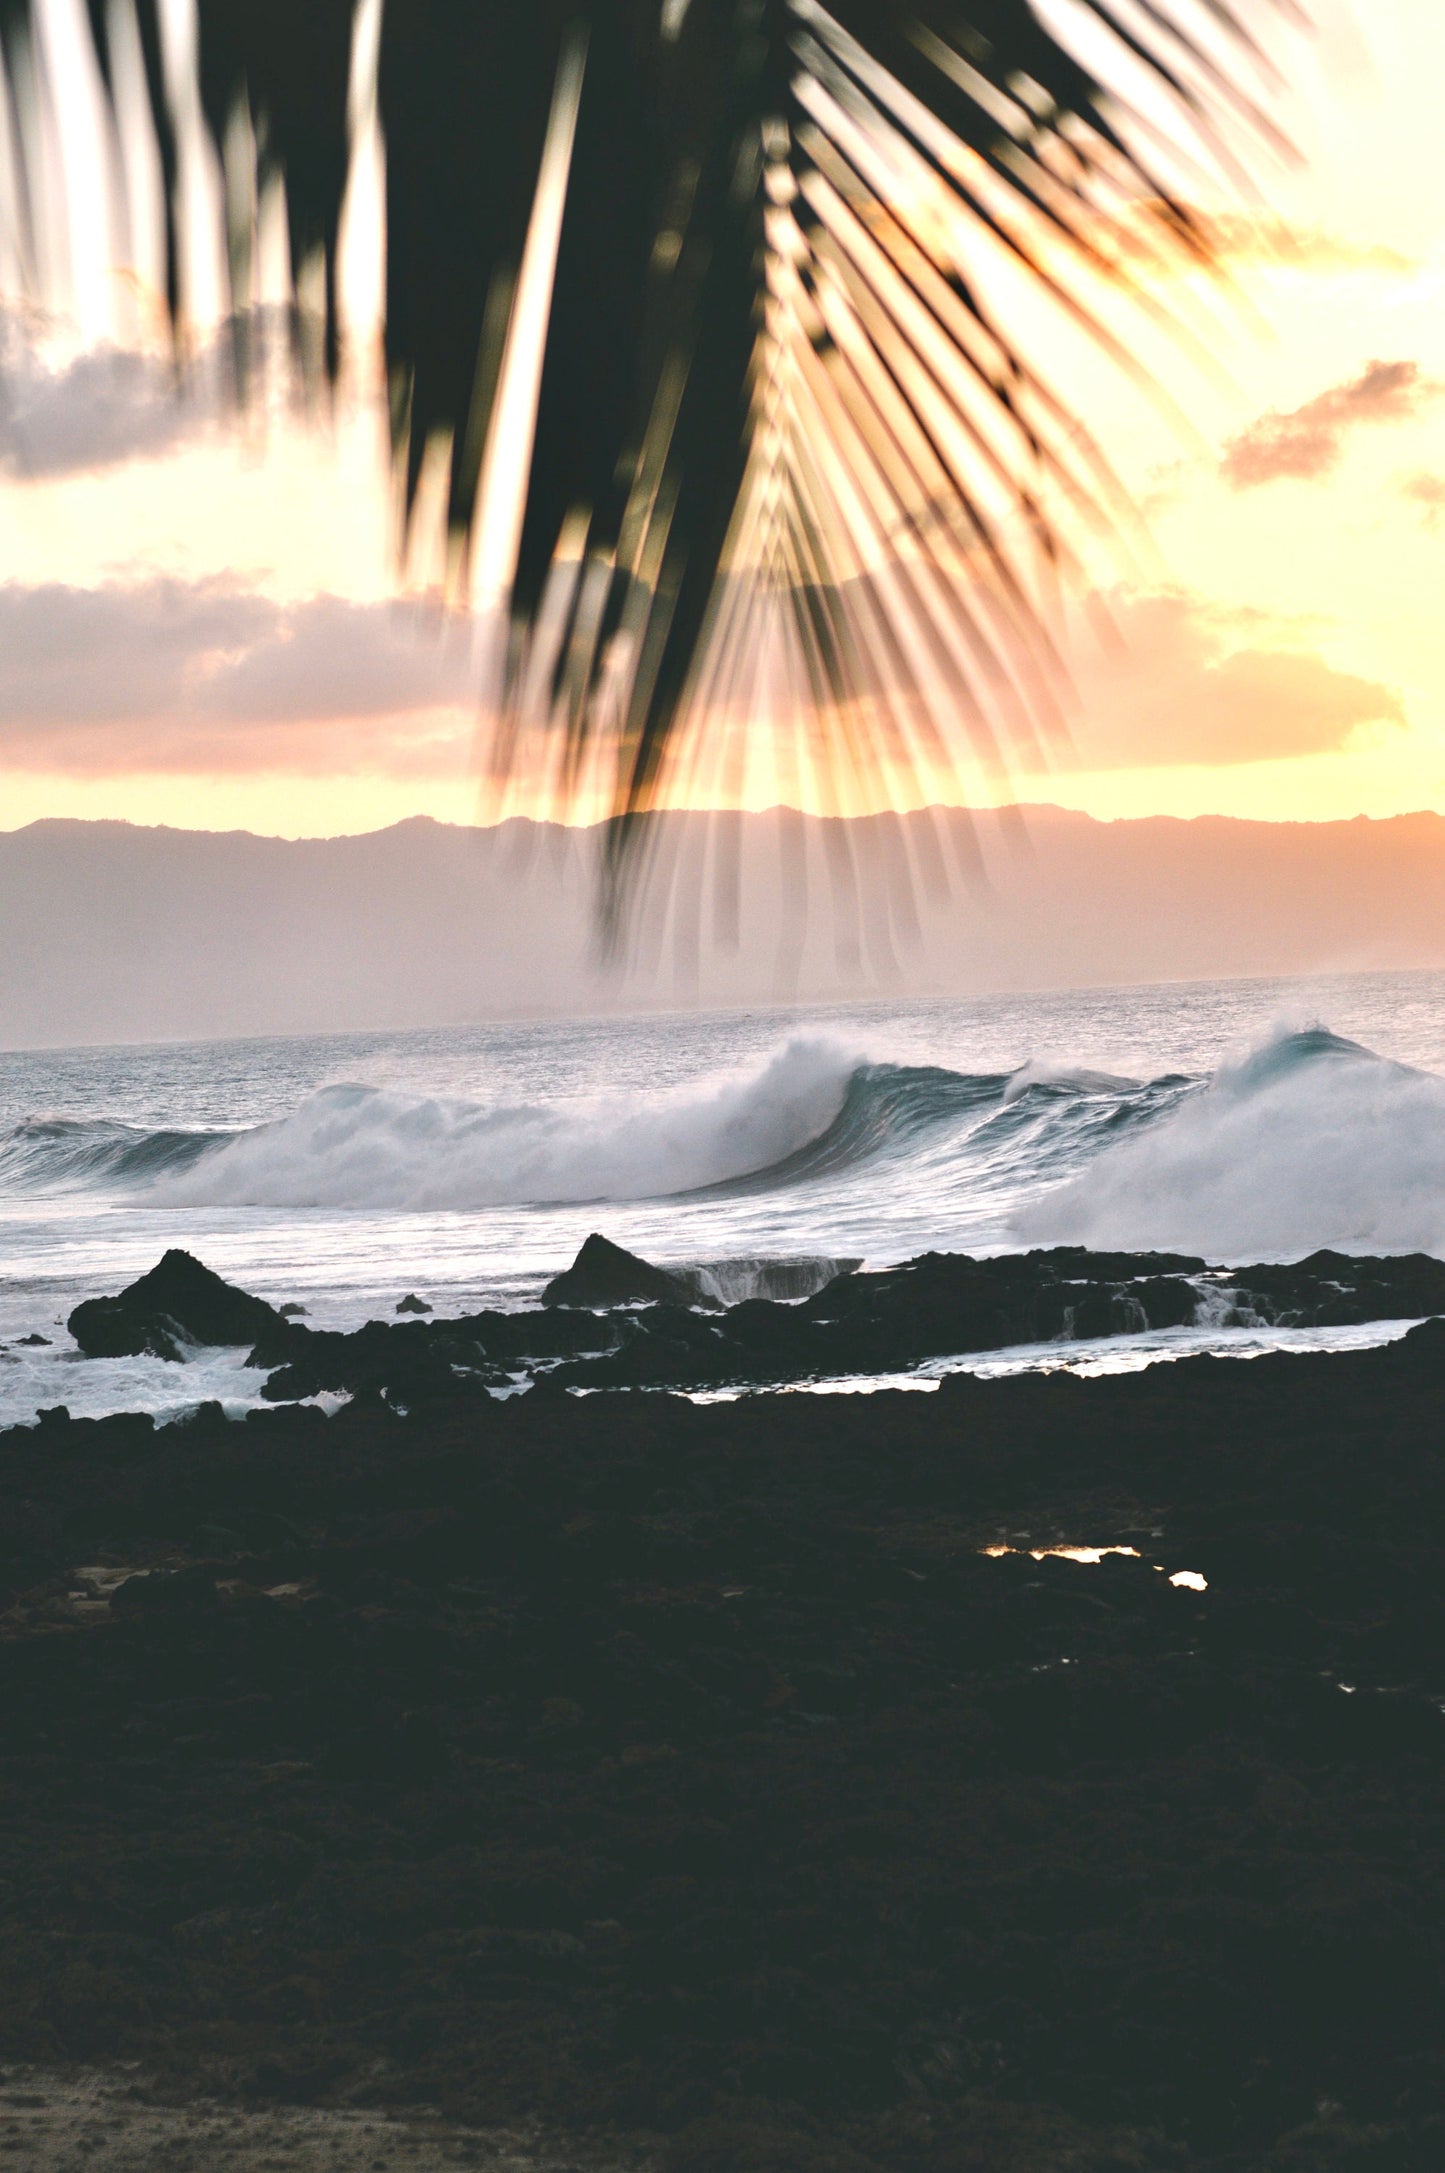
[4,966,1445,1424]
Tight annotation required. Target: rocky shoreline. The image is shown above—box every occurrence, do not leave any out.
[0,1285,1443,2167]
[59,1236,1445,1406]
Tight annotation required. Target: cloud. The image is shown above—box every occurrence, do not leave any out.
[0,572,1406,789]
[0,311,217,478]
[0,576,481,772]
[1400,472,1445,528]
[1072,592,1405,769]
[0,308,311,479]
[1221,359,1438,489]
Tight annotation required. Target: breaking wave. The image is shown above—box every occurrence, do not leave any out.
[0,1038,1157,1214]
[3,1022,1444,1259]
[145,1038,867,1211]
[1018,1026,1445,1259]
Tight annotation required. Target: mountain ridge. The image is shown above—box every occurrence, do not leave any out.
[5,804,1445,1047]
[11,800,1445,843]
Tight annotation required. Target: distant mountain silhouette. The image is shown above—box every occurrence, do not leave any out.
[4,804,1445,1047]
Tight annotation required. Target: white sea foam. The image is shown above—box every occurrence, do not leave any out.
[0,1342,325,1427]
[1017,1025,1445,1260]
[684,1254,862,1304]
[155,1036,859,1211]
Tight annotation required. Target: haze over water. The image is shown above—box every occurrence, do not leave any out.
[4,965,1445,1426]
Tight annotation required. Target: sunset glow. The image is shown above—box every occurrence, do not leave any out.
[2,0,1442,838]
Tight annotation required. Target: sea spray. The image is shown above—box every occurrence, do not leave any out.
[1017,1025,1445,1259]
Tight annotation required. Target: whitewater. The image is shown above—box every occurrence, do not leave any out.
[4,965,1445,1425]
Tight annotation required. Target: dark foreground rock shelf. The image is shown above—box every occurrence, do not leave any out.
[67,1238,1445,1406]
[1,1330,1445,2167]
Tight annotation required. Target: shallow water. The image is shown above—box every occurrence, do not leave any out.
[3,965,1445,1424]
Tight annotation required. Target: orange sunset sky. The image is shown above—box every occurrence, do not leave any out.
[1,0,1443,840]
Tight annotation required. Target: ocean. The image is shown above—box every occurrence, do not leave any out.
[5,965,1445,1427]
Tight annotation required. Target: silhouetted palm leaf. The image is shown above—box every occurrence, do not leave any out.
[0,0,1296,924]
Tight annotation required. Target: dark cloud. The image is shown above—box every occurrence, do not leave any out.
[1073,592,1405,768]
[0,576,480,772]
[1221,360,1437,489]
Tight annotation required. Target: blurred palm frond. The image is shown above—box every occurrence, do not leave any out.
[0,0,1299,932]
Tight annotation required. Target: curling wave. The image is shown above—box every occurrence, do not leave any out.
[695,1058,1008,1194]
[150,1038,868,1211]
[0,1113,226,1193]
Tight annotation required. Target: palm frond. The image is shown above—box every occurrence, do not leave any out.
[0,0,1299,936]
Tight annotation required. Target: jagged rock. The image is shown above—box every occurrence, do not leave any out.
[257,1316,511,1407]
[109,1566,220,1617]
[67,1250,284,1362]
[395,1293,432,1314]
[540,1238,860,1313]
[16,1333,51,1346]
[279,1302,309,1318]
[248,1299,607,1403]
[542,1233,698,1309]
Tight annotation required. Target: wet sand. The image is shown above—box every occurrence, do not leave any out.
[0,2065,653,2169]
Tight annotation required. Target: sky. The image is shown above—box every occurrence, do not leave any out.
[1,0,1443,839]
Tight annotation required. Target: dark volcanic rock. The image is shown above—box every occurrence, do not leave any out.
[395,1293,433,1315]
[1,1334,1445,2164]
[549,1245,1445,1394]
[798,1245,1207,1358]
[552,1246,1211,1392]
[257,1318,495,1407]
[15,1333,50,1346]
[542,1232,699,1309]
[1222,1248,1445,1327]
[109,1565,220,1617]
[248,1302,617,1404]
[62,1243,1445,1409]
[194,1243,1445,1406]
[68,1249,284,1362]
